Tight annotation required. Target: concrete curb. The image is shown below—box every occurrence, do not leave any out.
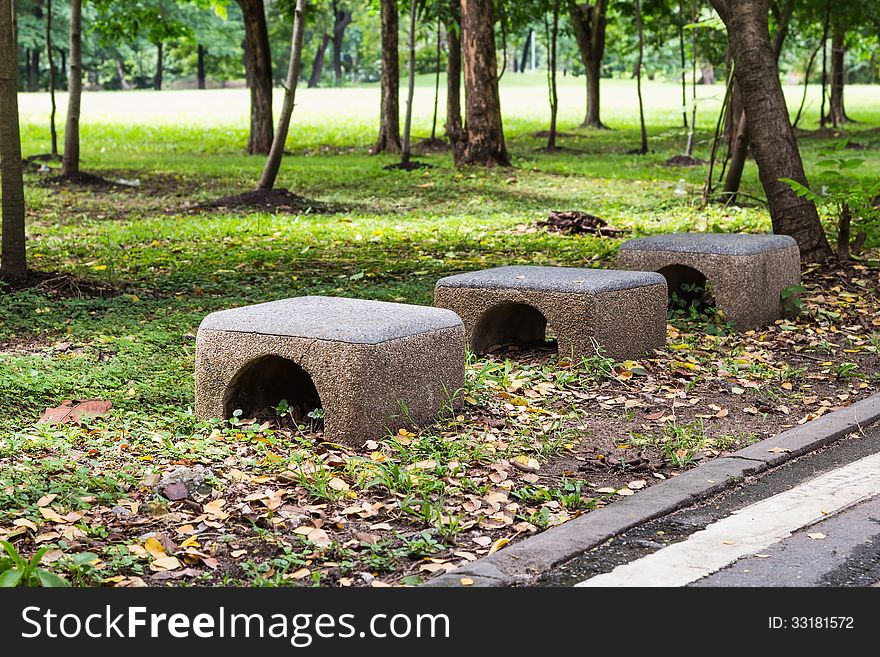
[423,392,880,587]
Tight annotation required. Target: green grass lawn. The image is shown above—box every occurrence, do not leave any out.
[1,78,878,587]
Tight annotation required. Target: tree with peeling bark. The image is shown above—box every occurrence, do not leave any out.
[721,0,795,202]
[456,0,510,166]
[61,0,82,178]
[258,0,306,191]
[373,0,401,154]
[0,0,26,278]
[567,0,608,129]
[236,0,274,155]
[709,0,832,262]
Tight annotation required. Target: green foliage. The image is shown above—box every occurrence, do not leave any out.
[0,541,71,588]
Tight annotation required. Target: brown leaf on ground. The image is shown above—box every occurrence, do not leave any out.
[39,399,112,425]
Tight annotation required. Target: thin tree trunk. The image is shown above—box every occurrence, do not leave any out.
[793,40,821,130]
[722,108,748,202]
[545,0,559,151]
[457,0,509,166]
[519,28,531,72]
[678,0,688,129]
[61,0,81,177]
[154,41,163,90]
[197,44,206,89]
[710,0,832,262]
[401,0,417,167]
[373,0,401,153]
[770,0,794,64]
[115,59,130,90]
[685,0,697,156]
[331,3,352,86]
[703,68,735,204]
[258,0,305,191]
[445,2,464,156]
[430,16,441,141]
[0,0,26,277]
[568,0,607,129]
[46,0,57,156]
[28,46,39,91]
[308,33,329,87]
[829,29,846,127]
[634,0,647,154]
[819,0,830,126]
[237,0,274,155]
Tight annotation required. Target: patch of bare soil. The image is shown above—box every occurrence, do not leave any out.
[532,145,587,155]
[794,126,849,140]
[531,130,578,139]
[412,137,450,155]
[664,154,707,167]
[41,171,124,191]
[0,270,120,297]
[185,188,341,215]
[539,210,628,237]
[382,160,434,171]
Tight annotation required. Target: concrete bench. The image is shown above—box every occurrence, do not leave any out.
[434,266,667,360]
[195,296,465,446]
[616,233,800,330]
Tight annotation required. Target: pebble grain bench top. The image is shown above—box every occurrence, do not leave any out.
[435,265,665,293]
[618,233,797,256]
[198,296,463,344]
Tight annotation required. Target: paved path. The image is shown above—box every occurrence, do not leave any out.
[562,426,880,587]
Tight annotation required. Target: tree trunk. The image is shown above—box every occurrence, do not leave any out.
[829,30,845,127]
[545,0,559,151]
[236,0,273,155]
[519,28,531,72]
[722,108,748,201]
[430,17,441,140]
[28,46,39,91]
[769,0,794,64]
[258,0,305,191]
[793,40,821,130]
[0,0,26,277]
[568,0,607,129]
[678,0,688,129]
[197,44,206,89]
[723,2,791,199]
[115,59,131,90]
[61,0,81,177]
[331,3,352,86]
[445,2,463,156]
[685,0,697,156]
[154,41,163,90]
[400,0,417,167]
[819,0,830,126]
[457,0,509,166]
[634,0,647,154]
[46,0,57,156]
[710,0,832,262]
[373,0,401,153]
[308,33,329,87]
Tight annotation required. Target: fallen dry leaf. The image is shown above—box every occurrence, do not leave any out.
[150,556,182,572]
[39,400,112,426]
